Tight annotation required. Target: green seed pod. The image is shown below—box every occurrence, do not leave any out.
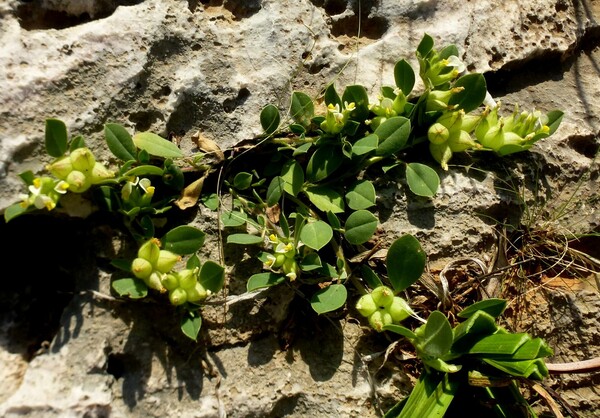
[371,286,394,309]
[480,125,505,150]
[272,253,286,269]
[369,310,393,332]
[429,142,453,171]
[146,271,166,293]
[46,156,73,180]
[186,282,208,302]
[131,257,153,280]
[161,273,180,291]
[177,269,197,289]
[282,258,299,280]
[448,130,479,153]
[356,294,378,317]
[69,147,96,172]
[137,239,161,265]
[428,123,450,145]
[169,287,187,305]
[389,296,412,323]
[65,170,91,193]
[89,162,114,183]
[155,250,181,273]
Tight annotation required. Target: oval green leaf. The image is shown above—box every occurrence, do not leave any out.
[306,145,343,183]
[344,210,378,245]
[199,260,225,293]
[448,73,487,113]
[162,225,206,254]
[133,132,184,158]
[247,272,286,291]
[266,176,284,206]
[104,123,136,161]
[352,133,378,156]
[121,165,165,178]
[45,118,68,157]
[420,310,453,358]
[290,91,314,127]
[405,162,440,197]
[300,220,333,250]
[394,59,415,95]
[260,104,280,135]
[386,234,426,292]
[112,278,148,299]
[374,116,411,156]
[382,324,417,340]
[180,312,202,341]
[342,85,370,121]
[457,298,507,319]
[233,172,253,190]
[221,210,248,227]
[345,180,376,210]
[226,233,264,245]
[310,284,347,314]
[304,186,345,214]
[281,160,304,197]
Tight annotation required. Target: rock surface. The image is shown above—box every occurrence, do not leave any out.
[1,0,599,417]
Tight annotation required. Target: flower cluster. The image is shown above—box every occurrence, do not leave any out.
[320,101,356,134]
[46,147,114,193]
[19,176,69,211]
[263,234,300,281]
[355,285,414,332]
[367,89,407,130]
[121,177,155,209]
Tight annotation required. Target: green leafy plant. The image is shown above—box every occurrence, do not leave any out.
[355,236,553,417]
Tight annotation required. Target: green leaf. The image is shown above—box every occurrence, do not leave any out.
[344,210,378,245]
[360,265,384,289]
[3,203,28,222]
[389,372,459,418]
[226,233,264,245]
[69,135,85,150]
[419,311,453,358]
[110,258,132,272]
[306,145,343,182]
[199,260,225,293]
[345,180,376,210]
[201,193,219,210]
[281,160,304,197]
[448,73,487,113]
[293,142,312,156]
[439,44,459,60]
[468,333,530,356]
[266,176,284,206]
[383,324,417,340]
[233,172,253,190]
[290,91,314,127]
[112,278,148,299]
[457,299,507,319]
[260,104,280,135]
[386,235,426,292]
[162,160,185,190]
[162,225,206,254]
[375,116,411,156]
[300,220,333,250]
[180,311,202,341]
[247,272,286,291]
[451,311,499,353]
[405,163,440,197]
[352,134,378,156]
[300,253,322,271]
[394,59,415,95]
[310,284,347,314]
[326,211,341,230]
[221,210,248,227]
[133,132,184,158]
[324,83,342,108]
[45,118,68,157]
[186,254,201,270]
[417,33,434,57]
[342,85,370,121]
[104,123,136,161]
[121,165,165,178]
[304,186,345,213]
[546,110,564,135]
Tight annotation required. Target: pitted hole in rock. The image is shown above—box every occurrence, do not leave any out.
[106,353,133,379]
[15,1,144,31]
[222,87,251,113]
[567,134,600,159]
[0,214,84,360]
[199,0,261,20]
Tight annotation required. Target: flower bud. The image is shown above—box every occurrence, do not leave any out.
[429,142,452,171]
[186,282,208,302]
[169,287,188,305]
[428,123,449,145]
[155,250,181,273]
[131,257,153,280]
[283,258,299,281]
[177,269,197,289]
[369,310,393,332]
[448,130,479,152]
[389,296,412,323]
[69,147,96,172]
[46,156,73,179]
[65,170,91,193]
[371,286,395,309]
[146,271,166,293]
[161,273,180,291]
[137,239,161,265]
[90,162,114,183]
[356,294,377,317]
